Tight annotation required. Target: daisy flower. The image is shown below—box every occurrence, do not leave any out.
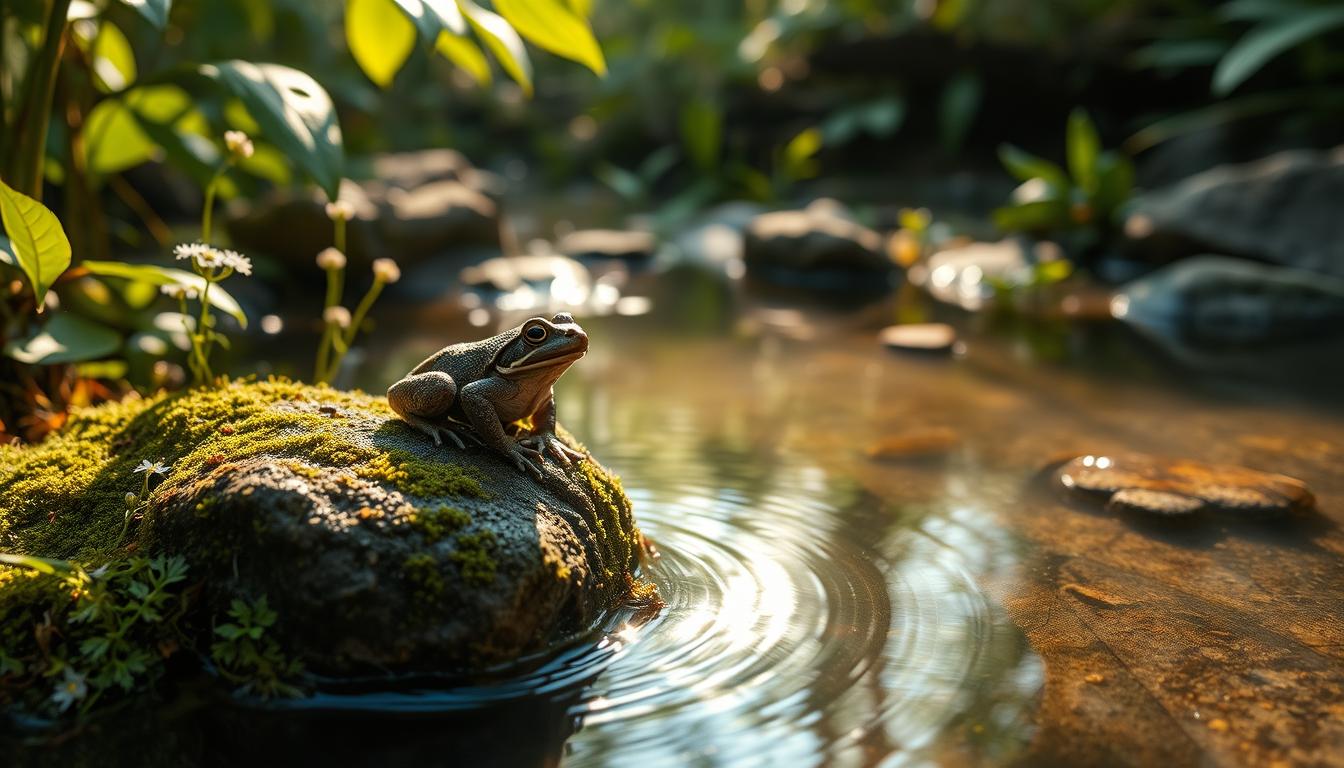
[50,668,87,713]
[133,459,172,475]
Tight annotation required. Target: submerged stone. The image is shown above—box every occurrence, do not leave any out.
[1056,453,1314,520]
[879,323,957,354]
[0,380,644,697]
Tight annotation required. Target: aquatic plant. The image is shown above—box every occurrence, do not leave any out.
[993,109,1135,251]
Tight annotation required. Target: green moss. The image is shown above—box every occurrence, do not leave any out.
[450,530,497,586]
[408,505,471,543]
[577,458,640,581]
[402,553,445,602]
[0,379,486,562]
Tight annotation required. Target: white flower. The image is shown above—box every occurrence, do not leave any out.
[325,201,354,221]
[133,459,171,475]
[372,258,401,284]
[219,249,252,276]
[323,306,351,328]
[50,668,87,712]
[159,284,199,301]
[315,247,346,271]
[224,130,254,160]
[175,243,222,269]
[173,243,251,276]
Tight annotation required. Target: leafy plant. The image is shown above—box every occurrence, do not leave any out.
[210,596,303,699]
[994,109,1135,245]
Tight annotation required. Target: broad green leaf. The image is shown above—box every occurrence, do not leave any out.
[567,0,592,16]
[93,20,136,92]
[436,30,491,85]
[239,143,293,186]
[1093,152,1135,220]
[424,0,466,33]
[347,0,417,88]
[595,163,644,201]
[85,99,159,174]
[121,0,171,28]
[997,144,1068,190]
[4,312,122,364]
[0,552,79,575]
[0,178,71,309]
[992,200,1069,232]
[1066,109,1101,194]
[199,61,345,200]
[83,260,249,328]
[493,0,605,76]
[679,100,721,173]
[1213,7,1344,95]
[461,0,533,95]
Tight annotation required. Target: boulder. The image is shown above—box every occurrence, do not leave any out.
[1126,147,1344,278]
[0,380,643,712]
[225,150,505,267]
[742,200,894,293]
[1111,256,1344,343]
[558,229,657,264]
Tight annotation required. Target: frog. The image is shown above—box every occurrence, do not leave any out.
[387,313,589,478]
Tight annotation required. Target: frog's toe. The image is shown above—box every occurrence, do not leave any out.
[509,444,546,479]
[443,429,467,450]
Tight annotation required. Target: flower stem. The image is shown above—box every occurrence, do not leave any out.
[324,278,385,382]
[200,165,227,243]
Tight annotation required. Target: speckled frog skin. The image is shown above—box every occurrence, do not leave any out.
[388,313,588,478]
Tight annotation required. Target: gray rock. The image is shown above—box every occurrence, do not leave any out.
[558,229,657,263]
[743,200,893,291]
[917,239,1033,311]
[1112,256,1344,343]
[381,180,501,254]
[132,382,642,676]
[1127,147,1344,278]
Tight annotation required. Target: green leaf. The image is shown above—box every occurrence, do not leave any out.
[0,552,80,575]
[346,0,416,88]
[567,0,592,16]
[493,0,606,76]
[1213,7,1344,95]
[595,163,644,201]
[120,0,171,28]
[992,200,1069,233]
[781,127,823,180]
[198,61,345,200]
[83,260,249,328]
[435,31,491,86]
[997,144,1068,189]
[71,19,138,92]
[84,99,159,175]
[679,100,721,173]
[1066,108,1101,194]
[0,178,72,309]
[424,0,466,33]
[939,73,980,152]
[1093,152,1135,220]
[4,312,123,364]
[460,0,533,95]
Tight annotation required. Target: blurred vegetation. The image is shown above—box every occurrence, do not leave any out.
[1,0,1342,441]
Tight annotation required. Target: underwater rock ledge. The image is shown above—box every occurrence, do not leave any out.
[0,379,643,710]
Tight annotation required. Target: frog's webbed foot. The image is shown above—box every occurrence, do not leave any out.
[401,414,471,450]
[520,434,586,467]
[507,442,547,479]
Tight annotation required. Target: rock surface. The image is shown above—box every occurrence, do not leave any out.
[743,200,894,292]
[1111,255,1344,343]
[0,380,642,680]
[1056,453,1315,520]
[226,150,504,266]
[1127,147,1344,278]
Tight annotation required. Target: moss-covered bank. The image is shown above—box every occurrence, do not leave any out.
[0,378,644,721]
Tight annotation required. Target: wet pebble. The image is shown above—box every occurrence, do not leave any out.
[1105,488,1206,518]
[1057,453,1314,520]
[879,323,957,353]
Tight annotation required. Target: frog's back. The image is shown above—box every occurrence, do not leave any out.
[412,333,511,384]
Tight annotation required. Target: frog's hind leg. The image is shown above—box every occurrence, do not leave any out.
[387,372,469,449]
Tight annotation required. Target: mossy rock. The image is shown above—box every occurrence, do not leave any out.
[0,379,642,680]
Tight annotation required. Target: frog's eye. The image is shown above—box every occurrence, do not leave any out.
[525,324,548,343]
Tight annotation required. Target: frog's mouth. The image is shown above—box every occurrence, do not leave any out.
[495,350,586,377]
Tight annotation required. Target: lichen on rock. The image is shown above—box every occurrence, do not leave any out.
[0,378,645,715]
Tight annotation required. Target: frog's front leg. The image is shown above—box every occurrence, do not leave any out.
[458,378,546,479]
[520,393,586,466]
[387,371,469,449]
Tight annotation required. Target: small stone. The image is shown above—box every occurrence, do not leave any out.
[1056,453,1314,519]
[879,323,957,353]
[1106,488,1206,518]
[865,427,960,459]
